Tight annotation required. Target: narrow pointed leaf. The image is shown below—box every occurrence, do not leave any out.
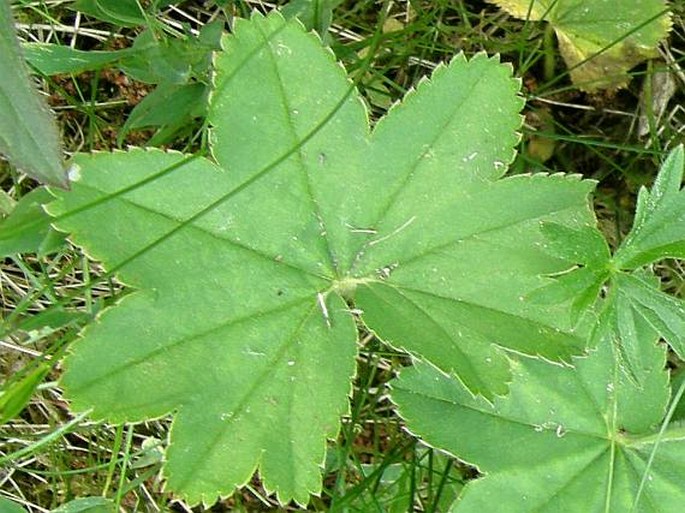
[71,0,146,27]
[48,12,595,504]
[0,362,51,424]
[22,43,128,75]
[0,1,66,187]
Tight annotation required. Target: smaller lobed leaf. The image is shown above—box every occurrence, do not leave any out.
[391,323,677,512]
[615,145,685,269]
[50,149,359,506]
[614,272,685,360]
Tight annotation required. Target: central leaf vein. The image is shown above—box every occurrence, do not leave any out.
[260,22,340,278]
[78,182,329,281]
[171,299,323,491]
[69,295,315,394]
[349,62,489,269]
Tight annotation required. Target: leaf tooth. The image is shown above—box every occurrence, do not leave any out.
[377,57,455,122]
[374,50,474,123]
[507,171,594,187]
[397,419,488,475]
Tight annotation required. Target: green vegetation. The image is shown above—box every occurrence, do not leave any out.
[2,1,685,511]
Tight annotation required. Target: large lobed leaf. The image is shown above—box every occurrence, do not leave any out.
[610,147,685,368]
[49,12,596,505]
[490,0,671,90]
[392,319,684,512]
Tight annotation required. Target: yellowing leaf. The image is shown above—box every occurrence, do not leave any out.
[490,0,672,90]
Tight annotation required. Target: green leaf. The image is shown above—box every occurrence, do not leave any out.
[118,82,208,144]
[0,188,66,256]
[391,326,681,512]
[0,362,51,424]
[198,19,225,50]
[0,498,27,513]
[282,0,342,37]
[0,333,70,424]
[22,43,129,75]
[0,1,66,187]
[8,307,91,333]
[527,223,610,323]
[539,222,611,267]
[615,145,685,269]
[527,148,685,370]
[48,12,595,505]
[121,30,214,85]
[71,0,146,27]
[613,272,685,360]
[490,0,672,90]
[51,497,115,513]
